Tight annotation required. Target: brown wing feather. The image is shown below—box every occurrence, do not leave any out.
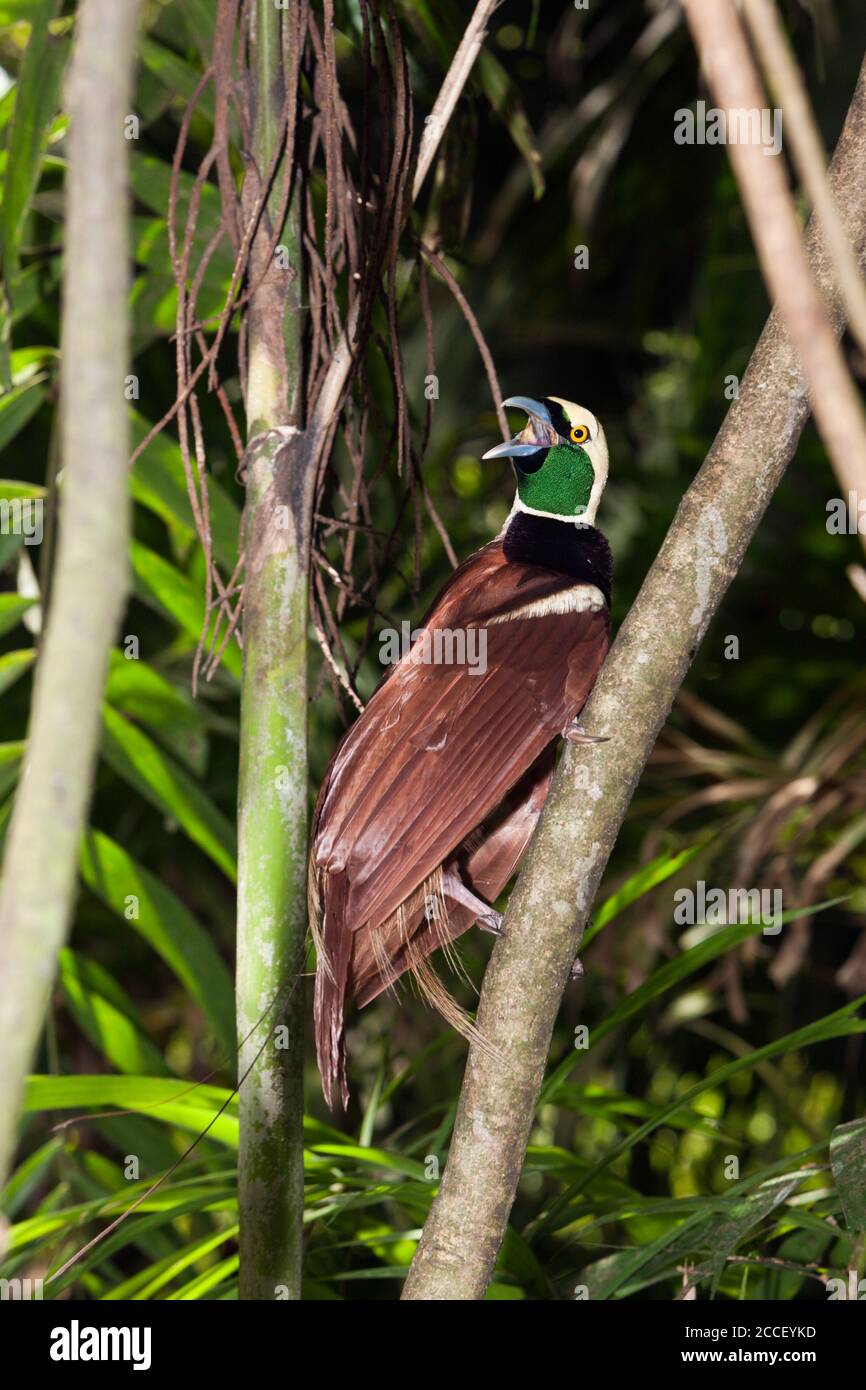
[312,541,608,930]
[351,746,557,1007]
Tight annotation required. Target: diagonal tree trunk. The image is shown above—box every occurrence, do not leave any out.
[403,49,866,1301]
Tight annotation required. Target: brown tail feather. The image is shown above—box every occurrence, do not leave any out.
[356,867,505,1072]
[310,752,557,1105]
[406,950,504,1070]
[312,858,509,1107]
[312,866,352,1109]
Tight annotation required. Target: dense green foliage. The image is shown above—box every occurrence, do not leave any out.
[1,0,865,1300]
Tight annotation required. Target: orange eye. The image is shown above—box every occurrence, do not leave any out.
[570,424,590,445]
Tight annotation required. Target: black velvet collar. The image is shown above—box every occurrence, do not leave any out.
[503,510,613,607]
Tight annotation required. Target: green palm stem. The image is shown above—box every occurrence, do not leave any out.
[236,0,307,1300]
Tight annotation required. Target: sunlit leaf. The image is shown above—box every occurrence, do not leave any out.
[1,1136,63,1218]
[0,594,36,636]
[0,647,34,696]
[24,1074,240,1148]
[58,950,170,1077]
[309,1143,427,1181]
[106,1221,240,1301]
[398,0,544,198]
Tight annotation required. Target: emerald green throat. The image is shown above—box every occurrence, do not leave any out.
[515,443,594,518]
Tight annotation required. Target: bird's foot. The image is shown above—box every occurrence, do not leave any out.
[562,718,610,745]
[442,870,504,936]
[477,906,504,937]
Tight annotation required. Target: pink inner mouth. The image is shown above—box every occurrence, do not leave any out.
[519,415,559,449]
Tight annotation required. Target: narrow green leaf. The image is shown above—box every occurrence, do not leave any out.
[130,218,235,346]
[0,1,66,284]
[485,1283,525,1300]
[80,829,235,1060]
[2,259,61,327]
[0,594,36,636]
[167,1251,238,1299]
[696,1175,802,1298]
[0,740,25,798]
[309,1142,427,1181]
[182,0,218,55]
[44,1190,237,1296]
[138,38,216,122]
[0,377,47,449]
[100,704,237,882]
[1,1136,63,1217]
[497,1225,550,1297]
[475,49,544,199]
[0,2,58,20]
[397,0,543,198]
[544,900,844,1104]
[591,921,766,1049]
[585,839,710,944]
[58,949,170,1077]
[23,1074,240,1148]
[550,1085,732,1142]
[539,995,866,1236]
[0,478,46,500]
[8,1184,236,1258]
[830,1117,866,1232]
[130,152,223,240]
[106,1222,239,1301]
[583,1172,807,1301]
[130,413,240,572]
[359,1041,389,1149]
[105,650,207,774]
[0,527,25,573]
[0,647,34,695]
[0,465,46,569]
[542,921,763,1104]
[130,541,242,679]
[581,1212,708,1300]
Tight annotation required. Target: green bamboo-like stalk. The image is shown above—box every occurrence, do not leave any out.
[233,0,520,1296]
[236,0,307,1300]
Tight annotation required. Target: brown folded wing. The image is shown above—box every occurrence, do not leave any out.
[351,745,557,1006]
[313,539,609,933]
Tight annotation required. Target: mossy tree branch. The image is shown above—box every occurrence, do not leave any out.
[403,50,866,1301]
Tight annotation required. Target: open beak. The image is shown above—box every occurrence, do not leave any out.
[482,396,559,460]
